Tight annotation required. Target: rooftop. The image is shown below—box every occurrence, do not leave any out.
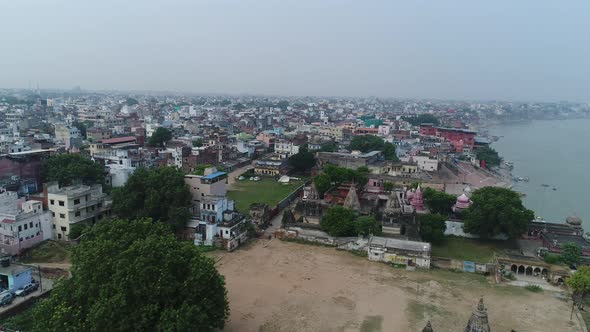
[369,236,431,253]
[202,171,227,180]
[100,136,136,144]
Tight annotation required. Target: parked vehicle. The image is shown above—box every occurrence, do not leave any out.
[0,292,14,306]
[14,283,38,297]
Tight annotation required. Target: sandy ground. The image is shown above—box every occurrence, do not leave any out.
[213,240,583,332]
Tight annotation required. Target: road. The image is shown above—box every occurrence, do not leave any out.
[227,163,254,188]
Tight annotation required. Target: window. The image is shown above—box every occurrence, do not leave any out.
[51,212,55,217]
[97,203,102,208]
[50,199,54,205]
[58,234,62,239]
[18,226,22,232]
[61,226,67,232]
[74,198,80,205]
[52,224,56,229]
[24,224,28,230]
[58,200,65,206]
[29,222,33,228]
[75,211,81,217]
[60,213,65,219]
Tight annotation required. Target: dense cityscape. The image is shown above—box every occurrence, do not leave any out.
[0,88,589,331]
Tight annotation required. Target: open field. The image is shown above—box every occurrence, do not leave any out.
[213,240,582,332]
[431,236,516,263]
[227,177,305,213]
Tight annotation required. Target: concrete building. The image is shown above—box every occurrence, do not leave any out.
[367,236,431,268]
[53,124,81,149]
[0,263,33,292]
[46,182,112,240]
[316,150,383,169]
[0,190,52,255]
[273,139,300,159]
[254,154,288,176]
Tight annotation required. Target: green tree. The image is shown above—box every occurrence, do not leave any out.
[276,100,289,111]
[318,141,338,152]
[111,167,191,231]
[148,127,172,147]
[463,187,534,239]
[42,154,104,186]
[348,135,398,161]
[72,121,88,138]
[194,164,215,176]
[383,182,394,192]
[321,206,356,237]
[419,214,447,243]
[475,146,502,167]
[192,138,204,147]
[314,173,332,199]
[355,216,382,236]
[561,242,582,267]
[423,187,456,215]
[126,97,139,106]
[31,219,229,332]
[68,223,90,240]
[567,266,590,306]
[288,150,316,173]
[356,166,370,174]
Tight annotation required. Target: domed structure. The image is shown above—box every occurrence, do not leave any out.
[411,186,424,211]
[566,216,583,229]
[453,194,471,213]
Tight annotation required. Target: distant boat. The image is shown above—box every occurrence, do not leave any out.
[541,184,550,187]
[552,187,557,191]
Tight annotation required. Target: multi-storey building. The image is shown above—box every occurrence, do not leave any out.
[46,182,112,240]
[0,189,53,255]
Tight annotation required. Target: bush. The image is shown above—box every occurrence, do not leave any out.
[544,253,560,264]
[524,284,543,293]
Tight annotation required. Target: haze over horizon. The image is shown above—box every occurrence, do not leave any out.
[2,0,589,102]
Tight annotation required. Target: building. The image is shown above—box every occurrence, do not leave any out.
[401,155,439,172]
[46,182,112,240]
[367,236,431,268]
[419,124,476,152]
[184,170,228,215]
[0,263,33,292]
[0,190,52,255]
[54,124,81,149]
[86,128,112,142]
[254,154,288,176]
[316,150,383,169]
[273,139,300,159]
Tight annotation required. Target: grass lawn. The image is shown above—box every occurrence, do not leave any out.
[228,177,305,213]
[431,236,514,263]
[20,240,73,263]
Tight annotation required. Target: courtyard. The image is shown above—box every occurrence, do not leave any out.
[227,177,305,213]
[212,240,582,332]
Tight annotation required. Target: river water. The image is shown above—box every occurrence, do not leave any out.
[490,119,590,229]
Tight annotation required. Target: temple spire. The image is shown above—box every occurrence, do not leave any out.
[464,298,490,332]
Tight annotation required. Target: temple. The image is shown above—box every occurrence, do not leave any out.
[452,193,471,214]
[418,298,491,332]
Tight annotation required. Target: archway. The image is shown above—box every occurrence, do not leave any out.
[542,268,549,276]
[533,267,541,276]
[525,267,533,276]
[518,265,525,274]
[511,265,518,273]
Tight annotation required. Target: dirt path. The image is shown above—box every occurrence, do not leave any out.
[227,163,254,189]
[215,240,582,332]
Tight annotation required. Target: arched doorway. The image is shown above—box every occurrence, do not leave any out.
[518,265,525,274]
[533,268,541,276]
[526,267,533,276]
[511,265,518,273]
[542,268,549,276]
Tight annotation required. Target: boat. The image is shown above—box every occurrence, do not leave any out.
[552,187,557,191]
[541,184,550,187]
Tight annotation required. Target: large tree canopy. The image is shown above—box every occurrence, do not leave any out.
[463,187,534,239]
[42,153,104,186]
[112,167,191,231]
[348,135,398,161]
[313,164,368,198]
[423,187,456,215]
[31,219,229,332]
[148,127,173,147]
[288,150,316,173]
[419,213,447,243]
[475,146,502,168]
[321,206,356,237]
[355,216,382,236]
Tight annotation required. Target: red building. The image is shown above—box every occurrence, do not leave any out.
[419,124,476,152]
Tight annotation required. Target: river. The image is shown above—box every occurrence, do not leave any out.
[490,118,590,229]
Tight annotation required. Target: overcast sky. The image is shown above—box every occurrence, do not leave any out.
[1,0,589,101]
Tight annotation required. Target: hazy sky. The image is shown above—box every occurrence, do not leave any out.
[1,0,589,101]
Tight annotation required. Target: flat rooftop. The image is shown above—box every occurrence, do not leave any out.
[369,236,431,253]
[202,171,228,180]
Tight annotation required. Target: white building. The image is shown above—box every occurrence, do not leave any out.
[401,155,439,172]
[367,236,431,268]
[0,190,52,255]
[273,139,300,159]
[46,182,112,240]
